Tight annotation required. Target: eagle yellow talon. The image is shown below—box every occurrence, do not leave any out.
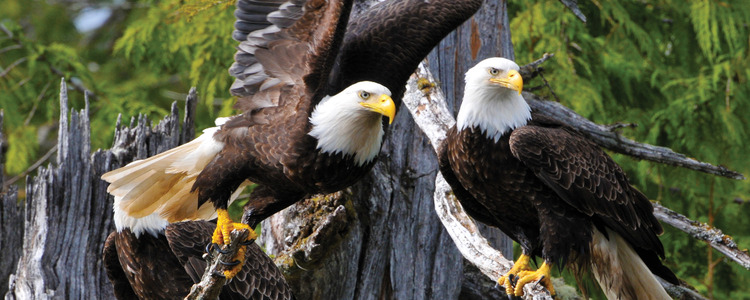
[223,245,247,278]
[498,253,532,296]
[212,209,258,245]
[211,209,258,279]
[514,262,555,297]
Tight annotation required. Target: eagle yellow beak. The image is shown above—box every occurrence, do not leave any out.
[360,94,396,124]
[489,69,523,95]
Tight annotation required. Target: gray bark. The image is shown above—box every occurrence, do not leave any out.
[0,112,24,298]
[2,81,198,299]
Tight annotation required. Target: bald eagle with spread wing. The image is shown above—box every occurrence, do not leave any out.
[102,0,482,285]
[439,58,679,299]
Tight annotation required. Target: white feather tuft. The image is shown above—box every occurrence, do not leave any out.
[457,57,531,142]
[103,119,228,237]
[589,227,671,300]
[309,81,391,165]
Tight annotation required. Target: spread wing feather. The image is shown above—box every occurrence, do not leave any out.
[230,0,349,103]
[509,125,666,257]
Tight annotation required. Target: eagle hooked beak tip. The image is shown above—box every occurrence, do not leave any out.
[489,69,523,95]
[361,94,396,124]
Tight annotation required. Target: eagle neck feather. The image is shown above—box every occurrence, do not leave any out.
[309,95,384,166]
[456,87,531,142]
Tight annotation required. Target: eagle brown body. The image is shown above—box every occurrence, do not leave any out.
[103,220,294,300]
[439,58,678,299]
[197,0,484,226]
[441,113,667,266]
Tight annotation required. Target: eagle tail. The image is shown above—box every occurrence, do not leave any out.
[589,227,671,300]
[103,124,226,236]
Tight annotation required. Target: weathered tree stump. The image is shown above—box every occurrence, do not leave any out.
[2,82,198,299]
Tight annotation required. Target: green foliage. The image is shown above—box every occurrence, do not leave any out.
[1,0,236,178]
[510,0,750,297]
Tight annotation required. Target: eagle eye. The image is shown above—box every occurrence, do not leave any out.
[489,68,500,76]
[359,91,370,100]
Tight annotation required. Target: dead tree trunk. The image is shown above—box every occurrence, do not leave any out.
[2,81,198,299]
[0,112,24,298]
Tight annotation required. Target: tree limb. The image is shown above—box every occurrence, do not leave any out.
[523,94,745,180]
[557,0,587,23]
[653,203,750,269]
[185,229,250,300]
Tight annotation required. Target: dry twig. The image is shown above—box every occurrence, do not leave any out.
[185,229,250,300]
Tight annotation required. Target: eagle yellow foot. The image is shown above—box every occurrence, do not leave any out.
[211,209,258,279]
[498,254,532,297]
[514,262,555,297]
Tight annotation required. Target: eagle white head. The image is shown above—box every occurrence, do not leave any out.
[309,81,395,165]
[457,57,531,142]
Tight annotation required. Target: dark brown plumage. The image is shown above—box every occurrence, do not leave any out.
[101,0,482,290]
[439,57,677,298]
[212,0,484,226]
[103,220,294,300]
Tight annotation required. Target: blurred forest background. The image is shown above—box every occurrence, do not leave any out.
[1,0,748,298]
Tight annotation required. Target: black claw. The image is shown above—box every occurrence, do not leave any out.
[205,243,215,253]
[220,259,241,266]
[535,275,545,285]
[216,246,231,254]
[240,239,255,246]
[211,271,225,278]
[508,274,517,288]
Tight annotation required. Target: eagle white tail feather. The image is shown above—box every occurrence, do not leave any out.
[589,227,670,300]
[103,126,226,237]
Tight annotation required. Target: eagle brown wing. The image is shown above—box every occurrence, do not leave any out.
[166,221,294,300]
[104,230,195,299]
[103,233,138,300]
[509,124,665,258]
[326,0,483,102]
[196,0,353,208]
[229,0,351,106]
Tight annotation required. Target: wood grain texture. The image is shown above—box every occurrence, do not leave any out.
[0,112,24,298]
[3,81,197,299]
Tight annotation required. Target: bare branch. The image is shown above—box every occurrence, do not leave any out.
[653,203,750,269]
[518,53,555,80]
[524,93,745,180]
[557,0,587,22]
[657,277,708,300]
[2,144,58,189]
[185,229,250,300]
[0,57,27,78]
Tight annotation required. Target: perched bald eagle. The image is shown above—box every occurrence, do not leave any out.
[103,220,294,300]
[102,0,482,281]
[438,57,679,299]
